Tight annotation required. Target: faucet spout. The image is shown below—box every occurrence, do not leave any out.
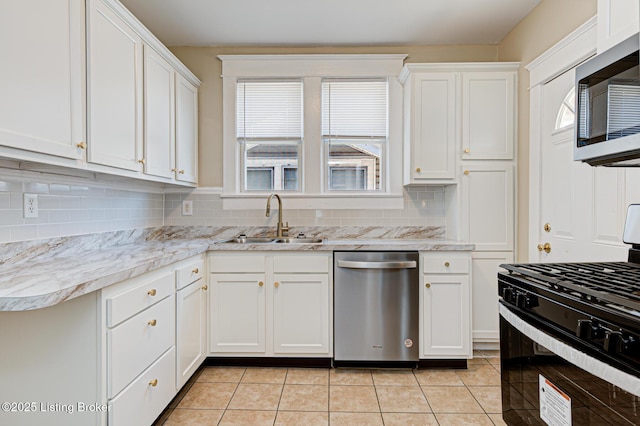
[266,193,289,237]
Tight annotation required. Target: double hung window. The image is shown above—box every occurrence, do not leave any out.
[236,80,302,191]
[322,79,387,191]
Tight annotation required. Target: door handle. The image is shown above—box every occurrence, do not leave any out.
[336,260,417,269]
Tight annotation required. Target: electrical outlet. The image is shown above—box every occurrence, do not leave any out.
[24,194,38,218]
[182,200,193,216]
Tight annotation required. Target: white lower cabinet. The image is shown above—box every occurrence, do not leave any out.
[101,255,207,425]
[108,347,176,426]
[210,272,267,353]
[209,252,332,357]
[273,273,330,354]
[175,258,207,390]
[420,252,472,358]
[471,251,513,345]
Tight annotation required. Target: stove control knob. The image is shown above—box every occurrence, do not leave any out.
[515,292,538,309]
[576,320,603,339]
[502,287,514,303]
[604,330,629,354]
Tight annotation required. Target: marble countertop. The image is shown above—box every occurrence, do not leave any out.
[0,226,474,312]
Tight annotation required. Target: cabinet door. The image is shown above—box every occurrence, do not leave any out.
[175,74,199,184]
[144,46,175,179]
[87,0,143,171]
[597,0,639,54]
[462,72,515,160]
[272,274,330,355]
[471,251,513,344]
[409,73,456,181]
[421,274,470,357]
[210,274,266,353]
[0,0,84,160]
[460,163,514,251]
[176,280,207,389]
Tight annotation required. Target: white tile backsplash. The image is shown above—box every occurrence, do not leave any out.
[164,187,447,228]
[0,169,447,243]
[0,174,164,243]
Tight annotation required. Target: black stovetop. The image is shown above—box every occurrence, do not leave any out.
[500,261,640,317]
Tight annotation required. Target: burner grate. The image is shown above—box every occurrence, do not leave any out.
[501,262,640,311]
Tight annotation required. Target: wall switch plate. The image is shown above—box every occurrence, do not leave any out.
[24,193,38,218]
[182,200,193,216]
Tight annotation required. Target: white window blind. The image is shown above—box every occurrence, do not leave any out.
[237,80,303,140]
[321,79,388,139]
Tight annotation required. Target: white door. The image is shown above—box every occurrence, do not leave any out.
[0,0,85,160]
[272,274,329,354]
[537,69,630,262]
[209,274,266,353]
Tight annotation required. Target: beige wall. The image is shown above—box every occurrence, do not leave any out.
[169,45,499,187]
[498,0,597,261]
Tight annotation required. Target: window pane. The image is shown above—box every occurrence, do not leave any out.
[246,168,273,190]
[330,167,366,190]
[283,167,298,190]
[243,142,299,191]
[326,140,382,191]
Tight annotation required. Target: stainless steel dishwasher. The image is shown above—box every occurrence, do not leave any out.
[334,251,419,366]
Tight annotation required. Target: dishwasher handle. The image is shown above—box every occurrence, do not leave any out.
[336,260,417,269]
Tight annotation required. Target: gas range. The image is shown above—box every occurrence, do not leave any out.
[499,260,640,375]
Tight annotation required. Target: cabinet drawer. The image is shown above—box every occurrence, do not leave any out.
[108,295,175,398]
[106,272,174,327]
[176,259,204,290]
[210,255,265,273]
[423,255,469,274]
[273,255,329,273]
[108,347,176,426]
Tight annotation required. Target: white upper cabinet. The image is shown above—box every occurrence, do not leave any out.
[175,74,199,184]
[87,0,144,172]
[400,63,518,184]
[401,71,457,182]
[0,0,85,160]
[144,46,175,179]
[597,0,639,54]
[461,72,515,160]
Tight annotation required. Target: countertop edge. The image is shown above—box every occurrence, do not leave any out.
[0,240,474,312]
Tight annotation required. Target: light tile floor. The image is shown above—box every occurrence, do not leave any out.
[158,350,505,426]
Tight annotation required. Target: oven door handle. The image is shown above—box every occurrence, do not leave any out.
[336,260,417,269]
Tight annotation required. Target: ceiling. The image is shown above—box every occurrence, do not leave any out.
[119,0,541,47]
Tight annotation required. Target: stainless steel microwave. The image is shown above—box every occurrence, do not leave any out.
[575,34,640,166]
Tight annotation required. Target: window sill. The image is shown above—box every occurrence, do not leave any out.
[220,192,404,210]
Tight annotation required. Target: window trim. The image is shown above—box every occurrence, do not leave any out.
[219,54,406,210]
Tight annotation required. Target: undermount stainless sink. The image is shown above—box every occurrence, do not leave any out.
[219,236,324,244]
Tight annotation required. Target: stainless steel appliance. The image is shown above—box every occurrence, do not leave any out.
[334,251,419,366]
[575,34,640,166]
[498,205,640,425]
